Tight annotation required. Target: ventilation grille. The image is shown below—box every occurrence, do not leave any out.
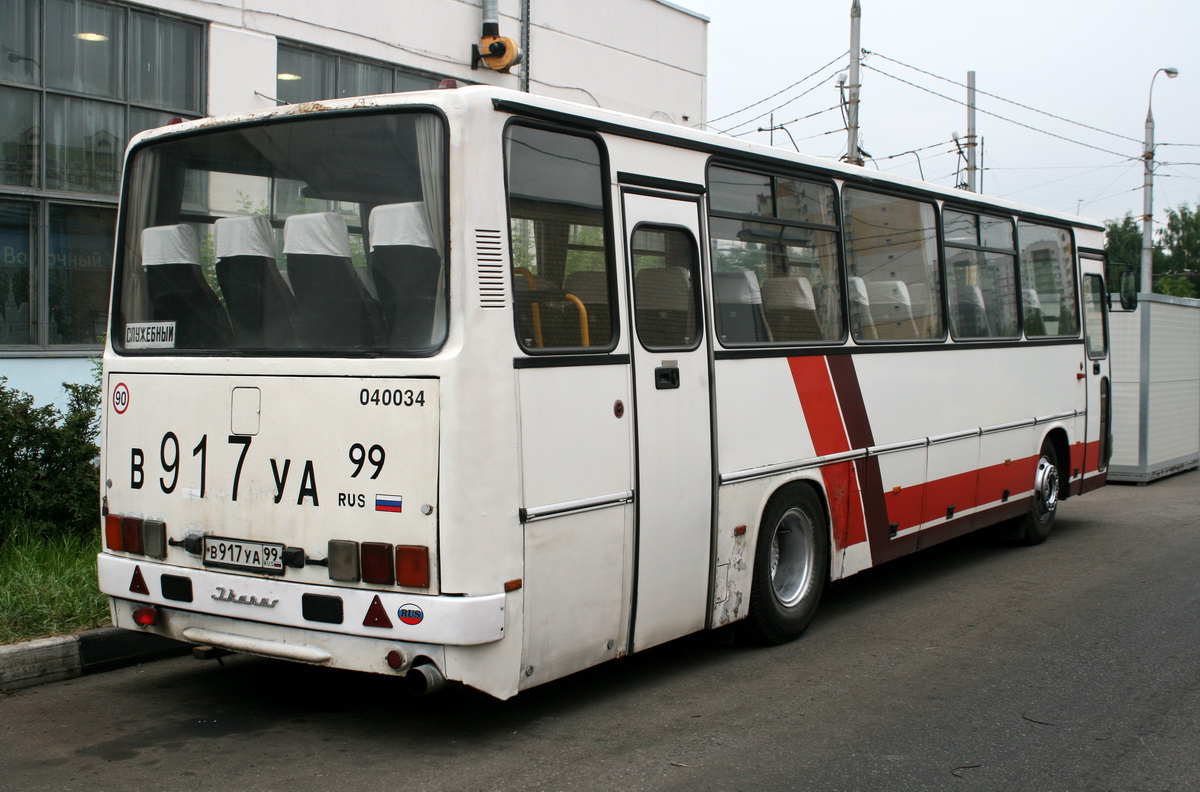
[475,229,507,309]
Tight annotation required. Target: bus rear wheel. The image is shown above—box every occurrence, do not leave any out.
[744,484,830,645]
[1016,441,1060,546]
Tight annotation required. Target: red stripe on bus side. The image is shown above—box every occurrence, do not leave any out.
[787,356,868,550]
[786,356,850,455]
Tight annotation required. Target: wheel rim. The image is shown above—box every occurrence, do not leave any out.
[1032,454,1059,522]
[769,507,815,607]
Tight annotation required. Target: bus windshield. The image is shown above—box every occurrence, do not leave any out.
[114,110,447,355]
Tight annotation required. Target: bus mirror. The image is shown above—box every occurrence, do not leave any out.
[1118,269,1138,311]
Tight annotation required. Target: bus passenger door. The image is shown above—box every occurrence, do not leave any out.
[621,190,714,652]
[1079,256,1111,492]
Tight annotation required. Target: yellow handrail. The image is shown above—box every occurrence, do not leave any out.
[563,293,590,347]
[513,267,543,347]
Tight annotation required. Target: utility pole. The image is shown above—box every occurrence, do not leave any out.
[966,70,977,191]
[846,0,863,166]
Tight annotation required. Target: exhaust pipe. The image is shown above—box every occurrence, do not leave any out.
[405,661,449,696]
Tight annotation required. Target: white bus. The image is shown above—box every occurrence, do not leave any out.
[99,85,1112,699]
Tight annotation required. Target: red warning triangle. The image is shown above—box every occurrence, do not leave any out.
[362,595,393,628]
[129,565,150,595]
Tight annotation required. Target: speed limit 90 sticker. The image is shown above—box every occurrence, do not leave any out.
[112,382,130,415]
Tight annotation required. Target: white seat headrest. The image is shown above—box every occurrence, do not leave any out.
[847,276,869,305]
[369,203,436,251]
[215,215,276,259]
[142,224,201,267]
[283,212,352,258]
[713,270,762,304]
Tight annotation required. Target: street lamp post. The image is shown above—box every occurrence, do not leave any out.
[1142,67,1179,294]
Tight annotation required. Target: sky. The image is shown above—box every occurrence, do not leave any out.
[678,0,1200,230]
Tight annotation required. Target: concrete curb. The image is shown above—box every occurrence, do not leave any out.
[0,628,188,691]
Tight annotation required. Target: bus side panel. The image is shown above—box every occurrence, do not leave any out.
[513,364,634,690]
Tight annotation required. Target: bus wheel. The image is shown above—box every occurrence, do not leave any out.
[1017,441,1060,546]
[744,484,830,645]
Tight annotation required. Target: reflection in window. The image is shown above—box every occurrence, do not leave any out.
[1019,222,1079,337]
[0,200,37,345]
[632,227,700,349]
[45,0,123,98]
[1082,274,1107,359]
[130,13,202,112]
[707,165,843,345]
[506,125,613,351]
[943,210,1019,339]
[45,95,122,194]
[48,203,113,344]
[843,188,942,341]
[0,88,40,189]
[0,0,41,85]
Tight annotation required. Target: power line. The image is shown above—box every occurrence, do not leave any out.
[864,49,1143,146]
[706,51,847,127]
[861,63,1137,161]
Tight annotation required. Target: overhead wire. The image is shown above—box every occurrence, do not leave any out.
[860,62,1137,161]
[705,51,848,127]
[865,49,1143,145]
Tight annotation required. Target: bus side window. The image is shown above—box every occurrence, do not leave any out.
[843,188,943,342]
[1018,221,1079,338]
[505,125,614,352]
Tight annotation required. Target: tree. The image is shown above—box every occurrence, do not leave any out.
[1156,203,1200,299]
[1104,207,1199,299]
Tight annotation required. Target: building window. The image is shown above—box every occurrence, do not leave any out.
[0,0,204,350]
[277,43,442,105]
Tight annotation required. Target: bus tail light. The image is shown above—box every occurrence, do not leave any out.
[122,517,144,555]
[360,543,395,585]
[105,514,124,551]
[328,540,361,582]
[395,546,429,588]
[132,605,159,627]
[105,514,167,559]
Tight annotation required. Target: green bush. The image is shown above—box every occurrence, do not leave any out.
[0,376,101,548]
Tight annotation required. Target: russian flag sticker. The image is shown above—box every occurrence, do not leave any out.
[375,494,403,513]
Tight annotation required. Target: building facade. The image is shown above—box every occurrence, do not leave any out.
[1,0,708,405]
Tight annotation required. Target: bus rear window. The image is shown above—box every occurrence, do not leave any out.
[114,111,447,355]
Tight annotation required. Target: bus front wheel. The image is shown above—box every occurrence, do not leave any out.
[1016,441,1060,546]
[744,484,830,644]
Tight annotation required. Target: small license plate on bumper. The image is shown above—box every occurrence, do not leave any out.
[203,536,285,574]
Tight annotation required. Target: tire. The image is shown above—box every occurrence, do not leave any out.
[743,484,830,645]
[1016,440,1060,546]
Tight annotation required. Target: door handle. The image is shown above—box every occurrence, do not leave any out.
[655,366,680,390]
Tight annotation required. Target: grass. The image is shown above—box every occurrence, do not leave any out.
[0,525,110,644]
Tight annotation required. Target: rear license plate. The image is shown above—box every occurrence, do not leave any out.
[203,536,285,574]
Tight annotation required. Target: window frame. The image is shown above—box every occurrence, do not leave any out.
[941,206,1021,342]
[706,160,846,348]
[503,119,620,356]
[841,184,946,345]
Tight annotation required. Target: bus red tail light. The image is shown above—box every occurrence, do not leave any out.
[132,605,159,627]
[105,514,124,551]
[395,545,430,588]
[360,543,395,585]
[122,517,144,555]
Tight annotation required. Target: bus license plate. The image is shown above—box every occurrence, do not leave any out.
[203,536,285,574]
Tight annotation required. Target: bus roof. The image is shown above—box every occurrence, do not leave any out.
[128,84,1105,234]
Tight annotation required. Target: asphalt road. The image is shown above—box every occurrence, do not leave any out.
[2,470,1197,791]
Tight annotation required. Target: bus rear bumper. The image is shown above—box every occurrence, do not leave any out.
[98,553,506,652]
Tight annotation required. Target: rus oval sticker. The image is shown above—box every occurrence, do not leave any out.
[397,604,424,626]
